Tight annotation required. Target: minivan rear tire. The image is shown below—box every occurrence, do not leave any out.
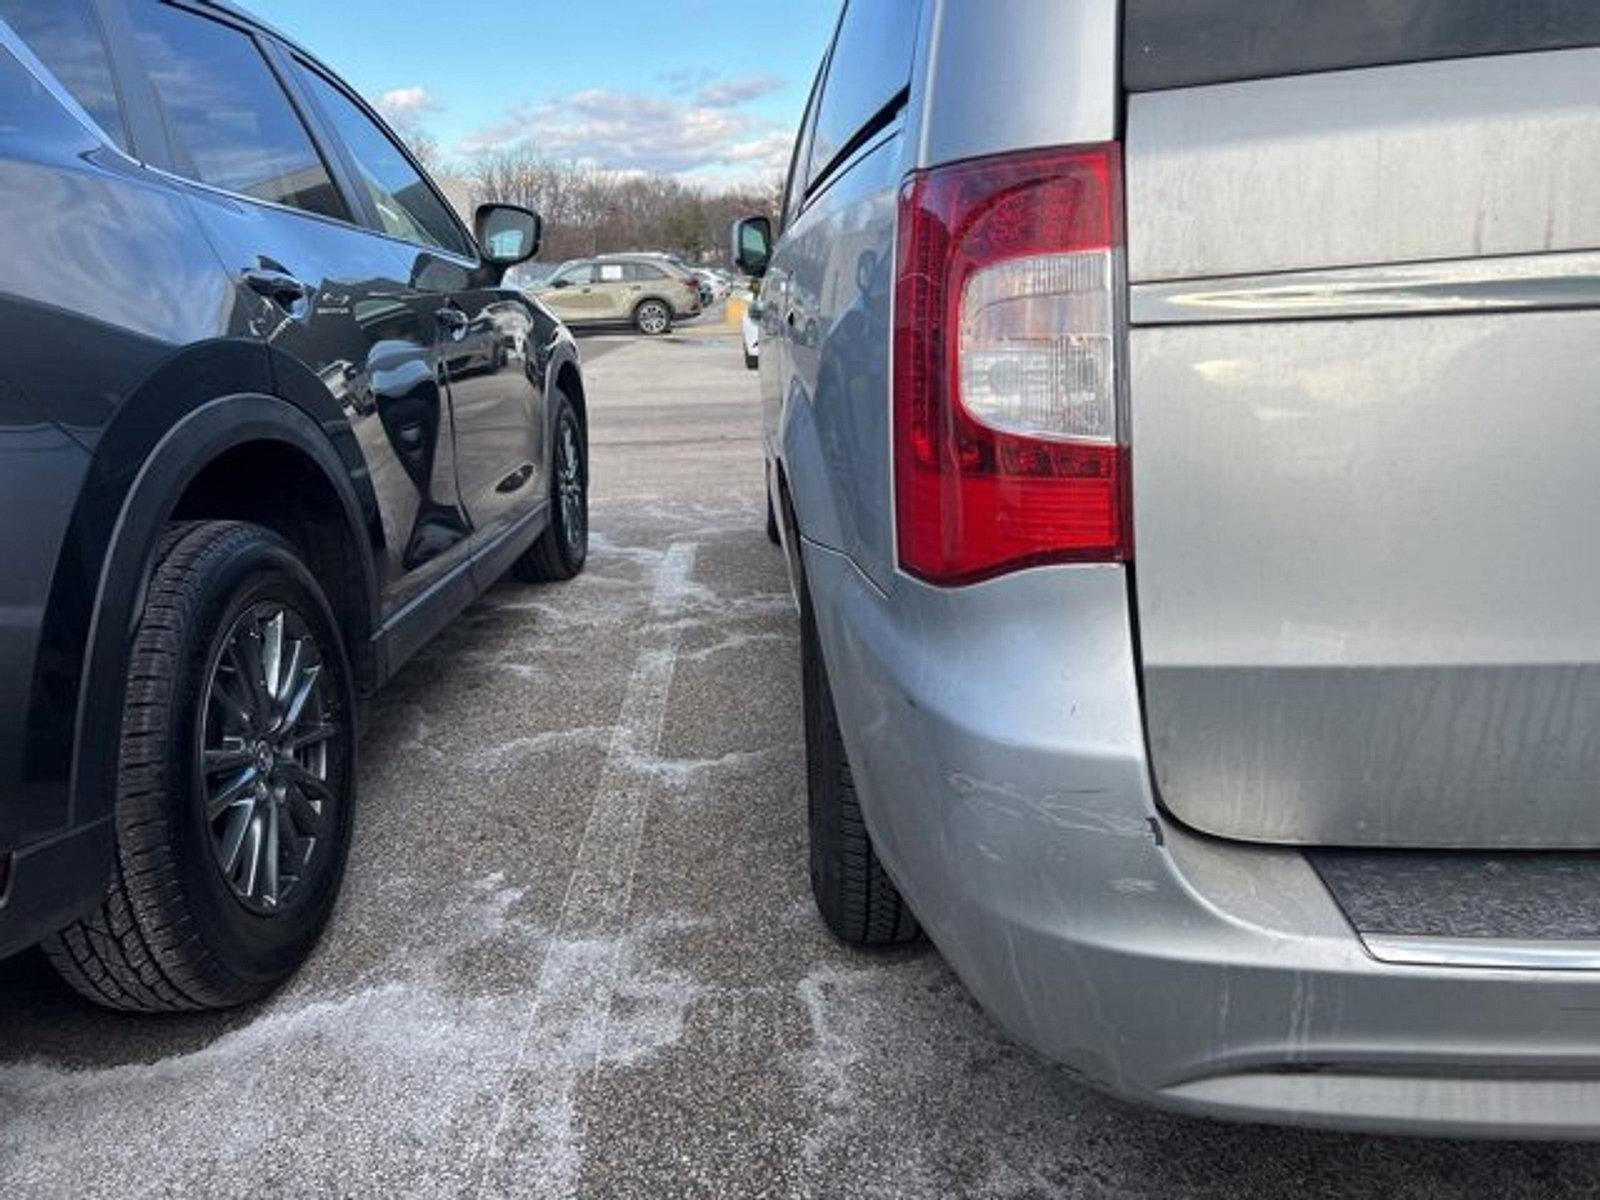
[802,584,921,946]
[44,521,356,1011]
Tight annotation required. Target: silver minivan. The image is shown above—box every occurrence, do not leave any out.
[738,0,1600,1137]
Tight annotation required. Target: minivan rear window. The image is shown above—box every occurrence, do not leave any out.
[1125,0,1600,91]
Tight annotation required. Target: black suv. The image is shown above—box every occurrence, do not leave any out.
[0,0,589,1009]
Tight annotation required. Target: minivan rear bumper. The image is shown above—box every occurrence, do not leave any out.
[802,540,1600,1138]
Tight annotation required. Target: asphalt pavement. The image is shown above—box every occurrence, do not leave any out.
[3,323,1599,1197]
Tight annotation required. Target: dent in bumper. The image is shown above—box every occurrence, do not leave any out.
[801,541,1600,1137]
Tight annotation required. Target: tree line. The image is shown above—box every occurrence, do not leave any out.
[444,146,782,268]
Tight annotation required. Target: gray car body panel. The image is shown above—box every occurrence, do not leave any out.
[770,127,903,592]
[803,539,1600,1137]
[1125,48,1600,282]
[1131,310,1600,846]
[763,0,1600,1134]
[1127,51,1600,847]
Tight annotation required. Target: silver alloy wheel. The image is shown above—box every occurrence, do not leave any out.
[637,301,670,335]
[557,412,586,553]
[201,603,337,915]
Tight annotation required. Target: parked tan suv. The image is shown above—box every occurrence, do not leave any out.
[535,254,702,335]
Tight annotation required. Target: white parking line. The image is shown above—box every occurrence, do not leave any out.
[471,541,697,1198]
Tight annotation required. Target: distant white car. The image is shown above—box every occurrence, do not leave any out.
[741,294,759,370]
[692,268,730,305]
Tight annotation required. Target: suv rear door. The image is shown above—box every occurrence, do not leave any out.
[590,261,633,320]
[1124,2,1600,847]
[623,261,669,313]
[113,0,473,616]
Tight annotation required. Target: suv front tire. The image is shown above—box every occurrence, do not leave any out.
[512,388,589,582]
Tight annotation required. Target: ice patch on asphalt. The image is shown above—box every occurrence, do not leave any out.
[793,957,1081,1200]
[0,907,704,1199]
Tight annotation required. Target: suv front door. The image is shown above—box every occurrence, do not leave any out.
[542,263,606,322]
[288,61,547,556]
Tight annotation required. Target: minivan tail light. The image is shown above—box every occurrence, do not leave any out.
[894,144,1126,585]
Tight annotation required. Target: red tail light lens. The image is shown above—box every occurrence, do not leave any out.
[893,144,1127,585]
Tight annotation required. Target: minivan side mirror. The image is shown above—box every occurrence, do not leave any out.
[476,204,542,268]
[733,216,773,278]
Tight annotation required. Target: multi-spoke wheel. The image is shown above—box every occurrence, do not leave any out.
[633,299,672,336]
[45,521,355,1011]
[554,409,587,560]
[202,603,339,914]
[512,387,588,582]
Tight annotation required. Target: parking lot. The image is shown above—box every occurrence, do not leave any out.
[3,322,1599,1198]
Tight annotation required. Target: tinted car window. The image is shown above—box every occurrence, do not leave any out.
[1125,0,1600,91]
[807,0,915,189]
[0,0,129,150]
[556,264,594,285]
[294,64,471,256]
[135,5,344,219]
[624,262,666,281]
[503,261,554,289]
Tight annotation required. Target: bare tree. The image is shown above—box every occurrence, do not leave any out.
[468,145,781,266]
[385,111,443,175]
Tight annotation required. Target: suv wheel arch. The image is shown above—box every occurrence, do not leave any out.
[60,395,380,844]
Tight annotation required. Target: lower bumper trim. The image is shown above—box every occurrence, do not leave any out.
[1165,1071,1600,1140]
[1365,934,1600,971]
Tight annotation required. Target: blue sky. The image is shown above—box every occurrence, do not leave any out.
[249,1,841,188]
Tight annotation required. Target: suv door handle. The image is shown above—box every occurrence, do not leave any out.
[242,267,312,310]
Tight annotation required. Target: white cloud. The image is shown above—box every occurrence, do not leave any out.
[456,77,794,180]
[694,74,783,108]
[378,86,439,116]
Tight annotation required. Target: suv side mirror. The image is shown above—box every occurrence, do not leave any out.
[733,216,773,278]
[476,204,542,267]
[549,277,571,289]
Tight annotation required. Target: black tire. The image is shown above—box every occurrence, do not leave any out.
[765,489,781,545]
[802,585,920,946]
[513,388,588,582]
[44,521,356,1011]
[633,299,673,336]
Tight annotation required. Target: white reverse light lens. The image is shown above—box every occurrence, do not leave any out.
[958,250,1115,443]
